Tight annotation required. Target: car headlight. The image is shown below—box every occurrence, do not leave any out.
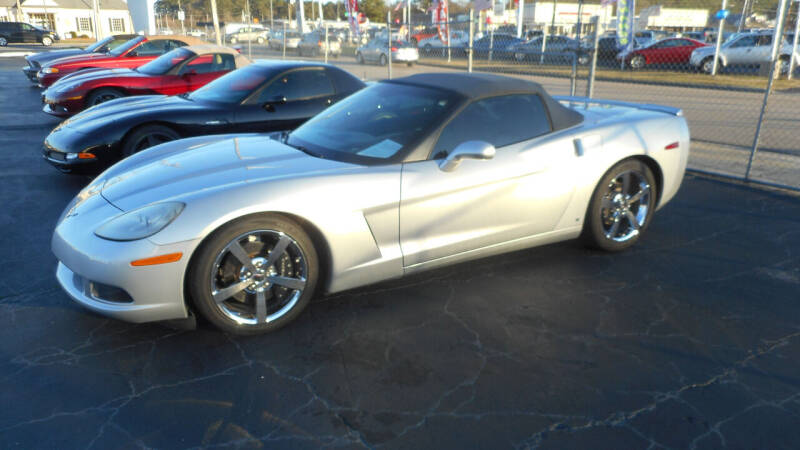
[42,67,59,74]
[95,202,185,241]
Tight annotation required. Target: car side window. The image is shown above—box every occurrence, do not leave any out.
[756,35,772,46]
[433,94,552,158]
[731,36,757,48]
[258,69,334,102]
[133,40,168,56]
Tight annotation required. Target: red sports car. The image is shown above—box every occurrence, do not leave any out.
[42,45,250,117]
[625,38,707,69]
[36,35,206,88]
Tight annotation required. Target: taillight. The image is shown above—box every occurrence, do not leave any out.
[391,47,398,52]
[318,41,323,46]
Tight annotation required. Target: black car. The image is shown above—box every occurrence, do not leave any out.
[42,61,366,174]
[0,22,58,47]
[22,34,136,82]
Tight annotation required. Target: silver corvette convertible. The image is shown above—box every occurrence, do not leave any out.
[52,73,689,335]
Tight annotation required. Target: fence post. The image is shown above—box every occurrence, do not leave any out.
[325,23,329,64]
[789,0,800,80]
[570,54,577,96]
[488,29,494,62]
[282,21,286,59]
[586,16,599,99]
[711,0,727,76]
[387,13,393,79]
[468,9,474,73]
[746,0,791,179]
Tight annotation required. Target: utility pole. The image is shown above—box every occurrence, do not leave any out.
[517,0,524,38]
[92,0,102,39]
[15,0,22,22]
[210,0,222,45]
[738,0,750,33]
[296,0,305,32]
[270,0,274,30]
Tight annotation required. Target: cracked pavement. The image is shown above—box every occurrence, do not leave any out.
[1,56,800,449]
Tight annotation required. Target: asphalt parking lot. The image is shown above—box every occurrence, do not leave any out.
[2,50,800,449]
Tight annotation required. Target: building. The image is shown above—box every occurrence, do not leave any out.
[0,0,133,39]
[127,0,155,35]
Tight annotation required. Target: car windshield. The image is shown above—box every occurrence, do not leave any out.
[188,65,269,103]
[109,36,144,56]
[286,82,460,165]
[85,36,113,53]
[137,47,194,75]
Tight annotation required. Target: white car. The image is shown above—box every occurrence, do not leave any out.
[690,31,800,74]
[417,30,469,55]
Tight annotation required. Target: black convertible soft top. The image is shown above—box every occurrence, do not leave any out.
[389,72,584,132]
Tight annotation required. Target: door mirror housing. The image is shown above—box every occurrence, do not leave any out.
[438,140,496,172]
[262,95,287,111]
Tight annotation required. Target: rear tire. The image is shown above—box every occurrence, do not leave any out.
[86,88,124,107]
[379,54,388,66]
[0,36,7,46]
[582,159,658,252]
[356,52,364,64]
[120,124,180,157]
[188,214,319,335]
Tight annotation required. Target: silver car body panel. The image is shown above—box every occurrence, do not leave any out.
[53,98,689,323]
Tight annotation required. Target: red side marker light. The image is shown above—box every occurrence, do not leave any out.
[664,142,679,150]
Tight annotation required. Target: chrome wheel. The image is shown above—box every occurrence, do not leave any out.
[210,230,308,325]
[630,55,645,69]
[702,58,714,74]
[0,37,7,46]
[42,36,53,46]
[599,170,651,243]
[131,130,176,151]
[90,90,122,105]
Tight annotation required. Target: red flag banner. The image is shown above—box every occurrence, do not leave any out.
[432,0,449,44]
[346,0,360,37]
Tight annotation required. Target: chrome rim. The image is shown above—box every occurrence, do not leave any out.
[92,91,121,105]
[600,170,651,243]
[631,56,644,69]
[132,130,176,151]
[42,37,52,45]
[210,230,307,326]
[703,59,713,73]
[0,37,7,46]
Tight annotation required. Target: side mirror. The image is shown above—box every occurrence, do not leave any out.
[438,140,495,172]
[263,95,287,111]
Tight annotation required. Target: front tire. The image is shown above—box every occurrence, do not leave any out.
[379,54,388,66]
[701,56,718,74]
[583,159,657,252]
[120,124,180,157]
[86,87,124,107]
[0,36,8,46]
[41,36,53,46]
[630,55,645,70]
[356,52,364,64]
[188,215,319,335]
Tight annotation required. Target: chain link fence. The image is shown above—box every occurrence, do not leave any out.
[217,9,799,191]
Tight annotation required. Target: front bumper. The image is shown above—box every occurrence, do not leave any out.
[42,132,113,174]
[23,65,39,82]
[52,195,199,323]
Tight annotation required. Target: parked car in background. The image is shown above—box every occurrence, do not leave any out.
[268,30,301,51]
[187,29,206,38]
[50,72,689,334]
[623,38,707,69]
[471,33,526,58]
[356,39,419,66]
[36,35,206,88]
[690,31,800,74]
[510,35,581,63]
[42,61,365,174]
[0,21,59,46]
[298,30,341,57]
[227,26,270,44]
[410,26,438,45]
[596,36,622,62]
[23,34,136,82]
[417,30,469,55]
[42,45,249,117]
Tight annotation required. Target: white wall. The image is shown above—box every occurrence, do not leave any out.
[127,0,156,34]
[16,6,132,38]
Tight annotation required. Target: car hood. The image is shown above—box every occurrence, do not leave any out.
[27,48,86,64]
[100,135,358,211]
[56,67,147,86]
[46,52,113,68]
[691,46,716,56]
[59,95,201,130]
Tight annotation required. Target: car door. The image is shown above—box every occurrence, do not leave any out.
[399,94,578,267]
[20,23,38,42]
[724,35,757,65]
[233,67,336,133]
[753,34,773,64]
